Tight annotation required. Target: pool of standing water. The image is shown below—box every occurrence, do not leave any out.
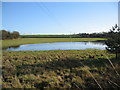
[3,41,107,51]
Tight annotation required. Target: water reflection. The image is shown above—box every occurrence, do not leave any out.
[3,41,106,51]
[2,45,20,50]
[89,41,105,45]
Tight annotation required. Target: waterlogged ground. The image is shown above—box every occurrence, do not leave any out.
[2,50,120,89]
[2,38,105,49]
[4,41,106,51]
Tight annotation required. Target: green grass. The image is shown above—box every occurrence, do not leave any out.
[21,35,81,38]
[2,37,119,89]
[2,38,105,48]
[2,50,120,89]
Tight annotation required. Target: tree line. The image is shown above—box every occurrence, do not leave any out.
[76,32,108,38]
[0,30,20,40]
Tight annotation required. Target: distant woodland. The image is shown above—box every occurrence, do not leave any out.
[0,30,20,40]
[0,30,110,39]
